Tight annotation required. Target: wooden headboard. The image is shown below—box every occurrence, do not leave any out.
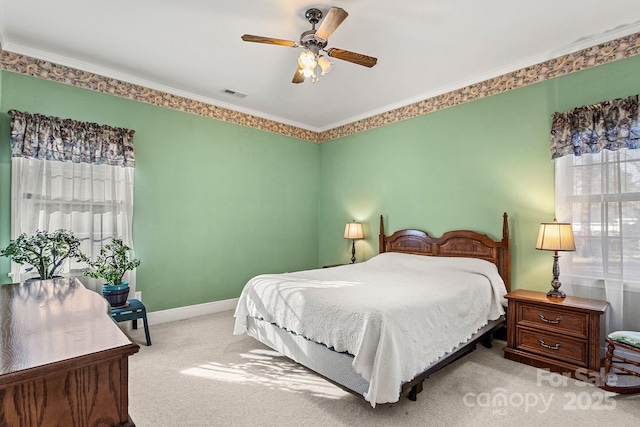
[379,213,511,292]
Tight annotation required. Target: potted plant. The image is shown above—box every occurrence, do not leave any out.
[0,229,89,280]
[84,238,140,307]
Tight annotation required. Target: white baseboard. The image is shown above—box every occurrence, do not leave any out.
[146,297,239,326]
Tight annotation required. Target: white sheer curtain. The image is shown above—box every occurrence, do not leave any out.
[10,157,136,293]
[555,149,640,332]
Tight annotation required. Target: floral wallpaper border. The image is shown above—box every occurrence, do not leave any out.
[0,49,319,143]
[320,32,640,142]
[2,31,640,144]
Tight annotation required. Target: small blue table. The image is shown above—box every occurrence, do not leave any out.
[110,299,151,346]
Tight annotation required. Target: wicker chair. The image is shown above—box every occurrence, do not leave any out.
[602,331,640,394]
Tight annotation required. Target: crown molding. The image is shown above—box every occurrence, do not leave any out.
[317,31,640,142]
[2,29,640,144]
[318,22,640,134]
[0,41,320,134]
[0,47,320,143]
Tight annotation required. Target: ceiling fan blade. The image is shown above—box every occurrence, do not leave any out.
[315,7,348,40]
[241,34,298,47]
[292,66,305,84]
[326,48,377,68]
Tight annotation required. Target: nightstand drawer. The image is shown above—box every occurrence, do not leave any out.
[518,303,588,339]
[516,328,587,367]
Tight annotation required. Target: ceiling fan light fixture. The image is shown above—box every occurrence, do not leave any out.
[298,50,319,81]
[241,7,377,84]
[298,51,317,69]
[318,55,333,75]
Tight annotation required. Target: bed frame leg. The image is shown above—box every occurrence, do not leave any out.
[408,381,424,401]
[481,334,493,349]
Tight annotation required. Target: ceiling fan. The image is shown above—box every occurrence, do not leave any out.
[241,7,377,84]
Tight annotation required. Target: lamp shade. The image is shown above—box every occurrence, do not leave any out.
[536,221,575,251]
[344,222,364,240]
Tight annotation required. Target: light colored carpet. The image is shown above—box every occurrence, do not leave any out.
[126,311,640,426]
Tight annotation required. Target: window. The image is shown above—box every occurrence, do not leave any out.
[555,149,640,331]
[551,94,640,332]
[8,110,136,294]
[11,158,134,283]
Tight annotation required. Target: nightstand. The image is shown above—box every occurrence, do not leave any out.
[504,289,609,378]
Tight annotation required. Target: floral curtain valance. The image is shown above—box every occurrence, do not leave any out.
[550,94,640,160]
[9,110,136,167]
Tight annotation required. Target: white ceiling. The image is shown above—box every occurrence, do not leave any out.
[1,1,640,132]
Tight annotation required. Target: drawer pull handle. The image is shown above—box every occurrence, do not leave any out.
[538,313,563,324]
[538,339,561,350]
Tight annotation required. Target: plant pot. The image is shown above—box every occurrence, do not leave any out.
[102,282,129,308]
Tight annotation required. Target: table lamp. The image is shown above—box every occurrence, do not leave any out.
[535,219,576,298]
[344,221,364,264]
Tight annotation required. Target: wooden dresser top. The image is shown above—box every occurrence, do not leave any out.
[505,289,610,313]
[0,278,138,379]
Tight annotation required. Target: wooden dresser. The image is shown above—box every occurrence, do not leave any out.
[504,289,609,378]
[0,278,139,426]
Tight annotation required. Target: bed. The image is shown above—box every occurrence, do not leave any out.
[234,213,511,407]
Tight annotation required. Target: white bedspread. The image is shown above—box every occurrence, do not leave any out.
[233,252,507,406]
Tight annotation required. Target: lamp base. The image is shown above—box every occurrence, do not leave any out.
[545,254,567,298]
[547,288,566,298]
[547,276,566,298]
[350,240,356,264]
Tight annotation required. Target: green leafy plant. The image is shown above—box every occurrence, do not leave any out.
[0,230,89,280]
[84,239,140,286]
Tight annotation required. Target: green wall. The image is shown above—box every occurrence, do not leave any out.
[1,53,640,309]
[319,54,640,292]
[0,72,320,311]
